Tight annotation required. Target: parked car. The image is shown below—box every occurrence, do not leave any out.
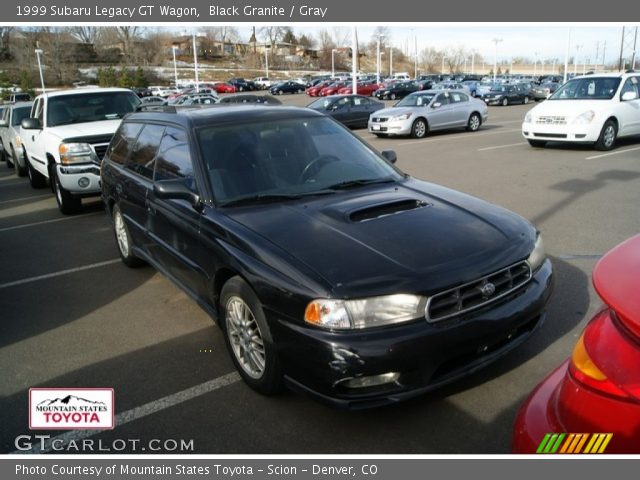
[307,95,384,129]
[180,95,219,105]
[269,81,307,95]
[141,96,167,106]
[481,84,533,106]
[8,92,32,103]
[0,101,33,176]
[20,88,141,214]
[476,82,494,97]
[306,81,332,97]
[319,82,347,97]
[368,90,488,138]
[337,82,381,96]
[228,78,257,92]
[132,88,153,98]
[219,94,283,105]
[522,72,640,150]
[149,86,175,97]
[212,82,237,94]
[101,105,552,408]
[462,80,480,96]
[531,82,560,101]
[432,82,471,94]
[252,77,273,89]
[374,81,420,100]
[513,234,640,453]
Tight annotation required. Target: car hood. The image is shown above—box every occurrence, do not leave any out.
[48,119,124,141]
[528,99,612,118]
[223,178,535,297]
[370,106,420,118]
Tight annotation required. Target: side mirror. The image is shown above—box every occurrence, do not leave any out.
[21,118,42,130]
[0,120,7,128]
[153,179,201,210]
[381,150,397,164]
[546,93,552,99]
[431,102,442,109]
[622,91,638,101]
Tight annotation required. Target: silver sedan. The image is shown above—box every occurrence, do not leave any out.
[368,89,489,139]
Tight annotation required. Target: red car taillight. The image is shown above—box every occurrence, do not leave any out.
[569,308,640,401]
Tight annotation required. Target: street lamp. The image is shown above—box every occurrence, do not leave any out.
[441,55,447,75]
[533,51,539,77]
[389,46,393,76]
[192,33,199,90]
[171,45,179,88]
[34,48,45,93]
[574,44,583,75]
[264,45,269,78]
[471,50,476,74]
[376,34,385,84]
[492,38,503,82]
[331,48,337,78]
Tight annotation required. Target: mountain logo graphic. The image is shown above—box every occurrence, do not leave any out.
[37,395,107,407]
[29,388,115,430]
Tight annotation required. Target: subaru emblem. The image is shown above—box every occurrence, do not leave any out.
[481,282,496,297]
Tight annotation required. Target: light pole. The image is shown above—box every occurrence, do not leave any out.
[171,45,179,88]
[389,46,393,76]
[192,34,199,90]
[34,48,45,93]
[414,35,418,79]
[564,27,571,83]
[471,50,476,74]
[574,44,582,75]
[376,34,385,84]
[264,45,269,77]
[492,38,502,82]
[533,51,539,77]
[441,55,447,75]
[331,48,337,78]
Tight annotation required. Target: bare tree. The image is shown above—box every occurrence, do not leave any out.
[115,26,143,61]
[259,26,287,47]
[0,27,13,58]
[68,27,99,45]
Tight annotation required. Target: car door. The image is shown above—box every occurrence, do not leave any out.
[448,92,471,126]
[329,97,354,126]
[350,96,374,127]
[428,92,455,129]
[22,98,47,176]
[617,76,640,136]
[147,126,206,297]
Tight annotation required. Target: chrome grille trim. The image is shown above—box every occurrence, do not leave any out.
[425,260,532,323]
[535,116,567,125]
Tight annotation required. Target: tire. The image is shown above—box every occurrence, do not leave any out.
[373,133,384,138]
[53,169,81,215]
[297,89,303,94]
[528,140,547,148]
[221,276,283,395]
[390,93,397,100]
[26,153,47,189]
[410,118,428,139]
[466,113,482,132]
[112,204,145,267]
[277,90,283,95]
[12,146,27,177]
[238,86,244,92]
[502,97,509,106]
[594,120,617,151]
[523,96,530,104]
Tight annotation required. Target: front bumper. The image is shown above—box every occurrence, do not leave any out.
[522,121,601,143]
[274,259,553,409]
[56,163,102,196]
[368,117,413,136]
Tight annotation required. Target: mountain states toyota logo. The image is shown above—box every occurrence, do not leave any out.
[29,388,114,430]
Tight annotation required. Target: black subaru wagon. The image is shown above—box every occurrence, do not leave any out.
[100,105,553,409]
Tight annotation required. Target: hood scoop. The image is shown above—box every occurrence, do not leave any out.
[348,199,429,223]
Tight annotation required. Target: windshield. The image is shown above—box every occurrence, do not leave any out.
[198,116,403,205]
[549,77,621,100]
[12,106,32,126]
[396,94,435,107]
[307,98,334,109]
[47,92,140,127]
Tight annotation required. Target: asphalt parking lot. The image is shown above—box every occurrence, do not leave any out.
[1,95,640,454]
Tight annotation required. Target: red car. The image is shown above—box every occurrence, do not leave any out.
[319,82,346,96]
[513,234,640,454]
[212,82,237,94]
[306,81,332,97]
[338,83,382,96]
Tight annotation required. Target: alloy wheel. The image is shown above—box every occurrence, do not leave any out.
[226,296,266,379]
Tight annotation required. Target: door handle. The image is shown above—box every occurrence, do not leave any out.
[146,199,156,215]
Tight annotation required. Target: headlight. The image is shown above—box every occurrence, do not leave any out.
[524,111,533,123]
[59,143,97,165]
[527,233,546,272]
[494,94,502,99]
[572,110,595,124]
[391,113,411,121]
[15,136,22,148]
[304,294,426,330]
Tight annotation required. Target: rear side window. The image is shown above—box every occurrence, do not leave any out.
[154,127,193,181]
[126,124,165,179]
[106,122,143,165]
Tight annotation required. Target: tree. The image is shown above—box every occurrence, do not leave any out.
[20,70,35,97]
[0,27,13,60]
[118,68,132,88]
[68,27,99,45]
[298,34,315,49]
[282,27,297,45]
[259,26,287,48]
[97,66,117,87]
[114,26,143,61]
[133,66,148,88]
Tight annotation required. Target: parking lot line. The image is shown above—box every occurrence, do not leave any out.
[0,259,121,290]
[585,146,640,160]
[396,128,521,147]
[17,372,241,454]
[0,194,51,205]
[477,142,527,152]
[0,211,102,233]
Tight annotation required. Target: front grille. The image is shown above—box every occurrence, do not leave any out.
[372,117,388,123]
[533,133,567,138]
[92,143,109,161]
[536,116,566,125]
[426,261,532,322]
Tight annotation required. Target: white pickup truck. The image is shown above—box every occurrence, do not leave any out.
[21,88,140,214]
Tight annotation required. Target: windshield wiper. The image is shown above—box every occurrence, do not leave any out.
[326,177,396,190]
[220,190,334,207]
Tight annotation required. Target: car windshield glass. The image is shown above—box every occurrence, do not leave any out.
[12,106,32,126]
[198,116,403,206]
[491,84,506,92]
[308,98,334,109]
[549,77,621,100]
[47,92,141,127]
[396,94,435,107]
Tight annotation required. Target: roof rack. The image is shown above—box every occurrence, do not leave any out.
[135,105,177,113]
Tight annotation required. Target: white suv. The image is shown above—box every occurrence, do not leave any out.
[522,72,640,150]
